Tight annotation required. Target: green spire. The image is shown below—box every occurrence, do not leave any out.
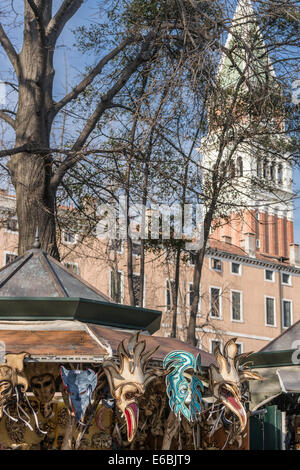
[218,0,276,90]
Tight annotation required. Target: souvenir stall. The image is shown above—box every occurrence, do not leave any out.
[244,321,300,450]
[0,243,261,450]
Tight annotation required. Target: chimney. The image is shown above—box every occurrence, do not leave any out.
[289,243,300,266]
[222,235,232,244]
[243,232,256,258]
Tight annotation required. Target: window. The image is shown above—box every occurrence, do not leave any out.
[231,290,242,322]
[265,297,276,326]
[110,271,123,303]
[6,218,18,233]
[282,273,291,285]
[132,242,141,257]
[211,340,221,353]
[277,164,282,185]
[189,252,196,266]
[109,239,123,253]
[263,160,268,179]
[132,274,142,307]
[257,159,261,178]
[211,258,222,272]
[229,161,235,179]
[256,239,261,249]
[282,300,292,328]
[63,231,77,244]
[166,279,176,310]
[231,262,241,275]
[210,287,221,318]
[237,156,243,177]
[64,262,79,275]
[265,269,274,281]
[236,342,243,355]
[5,252,17,265]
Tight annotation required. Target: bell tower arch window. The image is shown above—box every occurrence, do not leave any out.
[237,156,243,177]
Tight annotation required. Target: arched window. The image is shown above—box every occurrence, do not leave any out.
[263,159,268,179]
[270,163,275,182]
[237,156,243,177]
[257,159,261,177]
[229,160,235,179]
[277,164,282,185]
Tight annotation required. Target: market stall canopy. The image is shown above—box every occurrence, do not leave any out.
[240,321,300,410]
[0,321,215,367]
[259,320,300,352]
[0,246,161,333]
[277,369,300,393]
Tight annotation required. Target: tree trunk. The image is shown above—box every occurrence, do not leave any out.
[139,239,145,307]
[6,2,59,257]
[10,154,59,258]
[186,209,215,346]
[127,236,135,306]
[170,247,181,338]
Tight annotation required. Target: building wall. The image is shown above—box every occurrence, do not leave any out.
[0,192,299,355]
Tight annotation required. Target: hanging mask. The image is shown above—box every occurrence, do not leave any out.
[209,338,263,435]
[103,331,158,442]
[163,351,203,422]
[60,367,97,422]
[0,353,29,418]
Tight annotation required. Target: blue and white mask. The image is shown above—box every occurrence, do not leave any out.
[163,351,203,422]
[60,367,97,422]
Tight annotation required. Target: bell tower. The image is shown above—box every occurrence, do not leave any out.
[201,0,295,260]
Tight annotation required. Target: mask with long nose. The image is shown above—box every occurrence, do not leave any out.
[209,339,263,435]
[103,332,158,442]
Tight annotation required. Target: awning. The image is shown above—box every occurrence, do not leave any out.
[277,369,300,393]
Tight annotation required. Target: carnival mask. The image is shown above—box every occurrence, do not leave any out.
[0,353,29,418]
[163,351,203,422]
[31,374,56,404]
[103,331,158,442]
[60,367,97,422]
[209,338,263,434]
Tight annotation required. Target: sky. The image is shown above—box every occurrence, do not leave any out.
[0,0,299,242]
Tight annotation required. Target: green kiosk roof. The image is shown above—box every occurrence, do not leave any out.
[0,247,161,334]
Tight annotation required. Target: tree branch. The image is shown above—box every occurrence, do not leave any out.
[50,33,156,189]
[0,24,20,78]
[27,0,46,44]
[46,0,84,44]
[0,110,16,129]
[0,144,126,159]
[50,36,135,119]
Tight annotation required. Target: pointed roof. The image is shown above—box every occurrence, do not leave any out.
[0,247,161,333]
[218,0,276,89]
[0,247,109,301]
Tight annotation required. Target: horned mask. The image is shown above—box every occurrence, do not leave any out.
[60,367,97,422]
[103,331,158,442]
[0,353,29,418]
[209,338,263,434]
[163,351,203,422]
